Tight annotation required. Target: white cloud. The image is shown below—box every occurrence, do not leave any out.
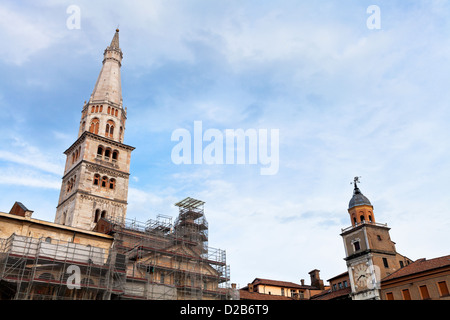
[0,137,64,176]
[0,166,60,190]
[0,4,62,65]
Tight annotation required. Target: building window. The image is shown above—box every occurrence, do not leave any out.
[399,261,404,268]
[343,280,348,288]
[332,284,337,291]
[382,258,389,268]
[45,237,52,243]
[104,148,111,159]
[101,176,108,188]
[109,178,116,190]
[93,174,100,186]
[377,235,382,241]
[89,118,100,135]
[353,240,360,251]
[419,285,430,300]
[97,146,104,157]
[160,273,165,284]
[106,120,115,138]
[112,150,119,161]
[438,281,450,297]
[386,292,394,300]
[94,209,100,223]
[402,289,411,300]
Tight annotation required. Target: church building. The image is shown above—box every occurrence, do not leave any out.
[0,30,230,300]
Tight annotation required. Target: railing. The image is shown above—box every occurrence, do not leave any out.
[341,220,388,233]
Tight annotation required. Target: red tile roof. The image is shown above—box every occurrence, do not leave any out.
[382,255,450,282]
[310,286,351,300]
[239,289,295,300]
[250,278,316,289]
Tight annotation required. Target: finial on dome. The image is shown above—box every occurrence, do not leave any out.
[348,176,372,209]
[353,176,362,194]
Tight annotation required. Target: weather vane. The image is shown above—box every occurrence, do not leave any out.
[351,176,362,187]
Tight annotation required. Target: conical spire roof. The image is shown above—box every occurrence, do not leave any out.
[108,28,120,51]
[90,29,123,105]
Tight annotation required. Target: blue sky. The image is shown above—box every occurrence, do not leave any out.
[1,0,450,288]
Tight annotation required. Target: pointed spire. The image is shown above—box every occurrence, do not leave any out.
[90,29,123,105]
[108,28,120,51]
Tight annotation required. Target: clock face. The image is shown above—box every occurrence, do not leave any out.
[353,263,370,289]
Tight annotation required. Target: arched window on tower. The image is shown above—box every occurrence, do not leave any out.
[89,118,100,134]
[97,146,104,158]
[106,120,115,138]
[109,178,116,190]
[94,209,101,223]
[101,176,108,188]
[112,150,119,161]
[360,215,365,223]
[93,174,100,186]
[104,148,111,160]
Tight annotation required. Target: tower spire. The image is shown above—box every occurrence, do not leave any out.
[89,28,123,106]
[109,28,120,50]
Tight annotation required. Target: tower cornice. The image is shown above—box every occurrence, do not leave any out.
[64,131,135,155]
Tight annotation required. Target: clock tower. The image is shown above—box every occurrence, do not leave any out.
[340,178,411,300]
[54,29,135,231]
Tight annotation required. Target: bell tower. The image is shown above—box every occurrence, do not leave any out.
[340,177,412,300]
[55,29,135,231]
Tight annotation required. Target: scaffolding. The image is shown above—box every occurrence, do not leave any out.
[0,234,125,300]
[0,198,230,300]
[108,197,230,300]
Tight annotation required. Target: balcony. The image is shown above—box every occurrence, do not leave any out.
[341,220,388,233]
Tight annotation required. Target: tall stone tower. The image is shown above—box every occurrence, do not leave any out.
[55,29,135,230]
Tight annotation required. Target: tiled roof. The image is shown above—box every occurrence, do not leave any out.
[251,278,315,289]
[239,289,295,300]
[310,287,351,300]
[382,255,450,282]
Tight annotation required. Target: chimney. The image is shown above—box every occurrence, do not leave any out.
[309,269,324,290]
[231,283,236,289]
[300,279,305,286]
[248,284,254,293]
[9,202,33,219]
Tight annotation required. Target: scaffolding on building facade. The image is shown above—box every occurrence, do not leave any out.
[0,198,231,300]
